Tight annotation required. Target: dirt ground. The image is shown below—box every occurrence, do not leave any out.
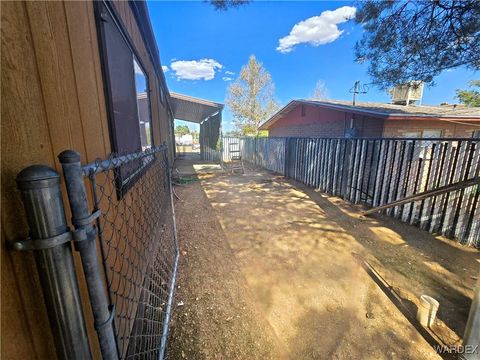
[167,156,479,360]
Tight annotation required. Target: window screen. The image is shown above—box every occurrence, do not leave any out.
[95,2,154,194]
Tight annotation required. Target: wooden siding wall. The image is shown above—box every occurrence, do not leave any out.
[1,2,172,359]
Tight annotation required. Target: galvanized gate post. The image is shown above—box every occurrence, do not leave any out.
[58,150,119,360]
[14,165,92,360]
[461,275,480,360]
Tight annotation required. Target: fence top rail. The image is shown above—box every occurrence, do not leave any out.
[81,144,167,177]
[223,136,479,142]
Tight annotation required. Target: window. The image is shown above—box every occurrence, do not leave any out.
[95,2,154,194]
[422,129,443,138]
[134,58,152,150]
[403,131,421,138]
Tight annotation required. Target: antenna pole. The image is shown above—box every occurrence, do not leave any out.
[352,80,360,106]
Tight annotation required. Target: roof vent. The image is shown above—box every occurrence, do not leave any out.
[391,81,423,106]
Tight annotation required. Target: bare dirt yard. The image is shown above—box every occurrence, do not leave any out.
[167,158,479,360]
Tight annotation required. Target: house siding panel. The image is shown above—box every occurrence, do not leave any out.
[1,1,173,359]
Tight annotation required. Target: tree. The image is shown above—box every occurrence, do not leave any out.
[175,124,190,137]
[191,130,199,143]
[207,0,250,11]
[224,129,242,137]
[355,1,480,89]
[226,55,279,136]
[311,80,329,100]
[456,80,480,107]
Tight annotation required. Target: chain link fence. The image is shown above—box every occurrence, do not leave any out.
[78,145,178,359]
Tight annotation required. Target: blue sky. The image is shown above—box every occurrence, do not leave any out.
[147,1,478,132]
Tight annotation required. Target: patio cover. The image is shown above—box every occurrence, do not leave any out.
[170,92,223,123]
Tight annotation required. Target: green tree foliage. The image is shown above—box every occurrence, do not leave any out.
[224,129,242,137]
[175,124,190,137]
[456,80,480,107]
[190,130,199,143]
[208,0,250,11]
[226,55,279,136]
[355,1,480,89]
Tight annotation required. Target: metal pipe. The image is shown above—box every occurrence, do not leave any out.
[58,151,119,360]
[81,144,166,176]
[460,275,480,360]
[158,148,180,360]
[15,165,92,360]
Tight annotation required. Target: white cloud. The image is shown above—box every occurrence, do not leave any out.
[170,59,223,80]
[162,65,169,73]
[225,70,235,75]
[277,6,356,53]
[222,76,233,81]
[134,61,143,75]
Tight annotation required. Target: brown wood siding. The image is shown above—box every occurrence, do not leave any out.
[1,1,172,359]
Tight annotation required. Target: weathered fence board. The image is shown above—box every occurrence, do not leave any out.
[222,136,480,247]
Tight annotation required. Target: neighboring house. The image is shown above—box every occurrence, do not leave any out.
[176,134,194,146]
[259,100,480,138]
[1,1,221,359]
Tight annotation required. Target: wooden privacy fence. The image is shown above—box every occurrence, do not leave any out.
[222,136,480,247]
[223,137,286,174]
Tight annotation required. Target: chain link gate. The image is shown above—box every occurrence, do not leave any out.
[59,144,179,360]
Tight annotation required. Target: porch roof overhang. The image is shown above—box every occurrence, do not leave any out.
[170,92,224,124]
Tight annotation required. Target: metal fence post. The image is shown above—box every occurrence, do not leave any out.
[253,137,256,164]
[158,147,180,360]
[460,275,480,360]
[284,137,290,178]
[14,165,92,360]
[58,150,119,360]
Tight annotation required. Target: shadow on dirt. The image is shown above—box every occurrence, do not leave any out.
[169,159,478,359]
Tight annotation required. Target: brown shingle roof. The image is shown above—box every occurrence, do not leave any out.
[305,99,480,117]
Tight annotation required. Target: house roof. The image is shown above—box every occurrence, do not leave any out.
[259,99,480,130]
[170,92,224,123]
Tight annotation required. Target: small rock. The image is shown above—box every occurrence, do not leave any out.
[366,312,375,319]
[177,301,185,307]
[326,304,337,313]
